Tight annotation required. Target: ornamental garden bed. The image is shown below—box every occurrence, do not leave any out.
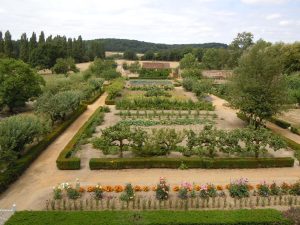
[44,177,300,212]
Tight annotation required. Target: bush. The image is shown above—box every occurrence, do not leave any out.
[89,157,294,170]
[56,106,105,170]
[291,126,300,135]
[5,210,292,225]
[139,68,170,79]
[0,104,87,194]
[52,58,78,74]
[269,117,291,129]
[106,78,125,99]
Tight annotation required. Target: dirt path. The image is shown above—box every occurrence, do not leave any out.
[0,93,300,211]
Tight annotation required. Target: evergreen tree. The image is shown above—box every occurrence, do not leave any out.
[29,32,38,57]
[0,31,4,54]
[73,35,84,62]
[4,31,13,57]
[19,33,29,62]
[38,31,45,46]
[67,38,73,57]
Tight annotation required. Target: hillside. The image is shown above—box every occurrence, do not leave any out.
[86,38,227,53]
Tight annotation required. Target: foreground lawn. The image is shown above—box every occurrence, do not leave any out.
[5,209,291,225]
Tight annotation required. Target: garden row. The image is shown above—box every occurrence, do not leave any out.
[5,210,292,225]
[123,62,171,79]
[269,117,300,135]
[47,178,300,212]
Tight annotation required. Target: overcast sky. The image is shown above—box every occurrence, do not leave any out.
[1,0,300,44]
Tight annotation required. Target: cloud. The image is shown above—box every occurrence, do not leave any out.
[266,13,281,20]
[279,20,293,26]
[241,0,287,4]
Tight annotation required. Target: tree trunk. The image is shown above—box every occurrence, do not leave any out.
[119,140,123,158]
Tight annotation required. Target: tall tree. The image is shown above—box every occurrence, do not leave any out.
[0,58,44,111]
[19,33,29,62]
[4,31,13,57]
[29,32,38,53]
[231,40,287,128]
[73,35,84,62]
[0,31,4,54]
[38,31,45,46]
[67,38,73,57]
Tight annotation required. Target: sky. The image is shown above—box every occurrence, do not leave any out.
[1,0,300,44]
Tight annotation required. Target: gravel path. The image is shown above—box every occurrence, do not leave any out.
[0,93,300,211]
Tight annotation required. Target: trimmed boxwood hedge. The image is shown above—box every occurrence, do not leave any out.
[269,117,291,129]
[0,104,87,194]
[56,105,105,170]
[89,157,294,170]
[5,210,292,225]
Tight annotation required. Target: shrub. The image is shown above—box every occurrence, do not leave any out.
[269,117,291,129]
[156,177,169,200]
[139,68,170,79]
[89,157,294,170]
[144,87,171,97]
[0,114,49,158]
[0,104,87,194]
[228,178,250,198]
[106,78,125,99]
[257,182,271,197]
[120,183,135,201]
[52,57,78,74]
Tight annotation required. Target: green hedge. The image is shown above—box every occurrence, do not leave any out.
[291,126,300,135]
[104,95,115,105]
[56,106,105,170]
[5,210,291,225]
[82,90,104,105]
[269,117,291,129]
[0,104,87,194]
[89,157,294,170]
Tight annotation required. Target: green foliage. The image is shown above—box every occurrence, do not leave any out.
[182,78,213,97]
[144,87,171,97]
[231,40,288,127]
[269,117,291,129]
[52,57,78,74]
[120,183,135,201]
[93,124,132,158]
[56,106,105,170]
[127,61,141,73]
[35,90,82,123]
[238,126,287,158]
[105,78,125,104]
[228,178,250,198]
[89,157,294,170]
[123,50,138,60]
[88,58,119,80]
[139,68,170,79]
[156,178,169,200]
[6,210,291,225]
[0,58,44,110]
[179,53,200,70]
[128,79,173,90]
[0,104,86,194]
[0,115,48,161]
[116,98,214,110]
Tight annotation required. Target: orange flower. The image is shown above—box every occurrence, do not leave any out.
[87,186,96,192]
[104,185,114,192]
[114,185,124,193]
[134,185,142,192]
[248,184,254,190]
[173,185,180,192]
[151,186,157,191]
[256,184,261,189]
[142,186,150,192]
[216,185,223,191]
[194,185,201,191]
[79,187,85,193]
[225,184,230,190]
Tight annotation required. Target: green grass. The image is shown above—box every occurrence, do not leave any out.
[5,210,291,225]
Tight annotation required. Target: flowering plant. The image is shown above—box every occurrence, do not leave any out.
[94,185,104,199]
[120,183,135,201]
[178,182,192,199]
[228,178,250,198]
[156,177,169,200]
[53,186,62,200]
[257,181,271,197]
[199,185,209,199]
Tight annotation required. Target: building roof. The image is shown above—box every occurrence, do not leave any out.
[142,62,170,69]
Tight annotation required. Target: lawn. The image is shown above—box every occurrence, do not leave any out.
[5,210,291,225]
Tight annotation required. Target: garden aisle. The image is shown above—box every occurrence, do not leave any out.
[0,93,299,211]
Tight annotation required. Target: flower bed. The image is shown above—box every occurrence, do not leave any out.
[128,79,173,89]
[46,178,300,212]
